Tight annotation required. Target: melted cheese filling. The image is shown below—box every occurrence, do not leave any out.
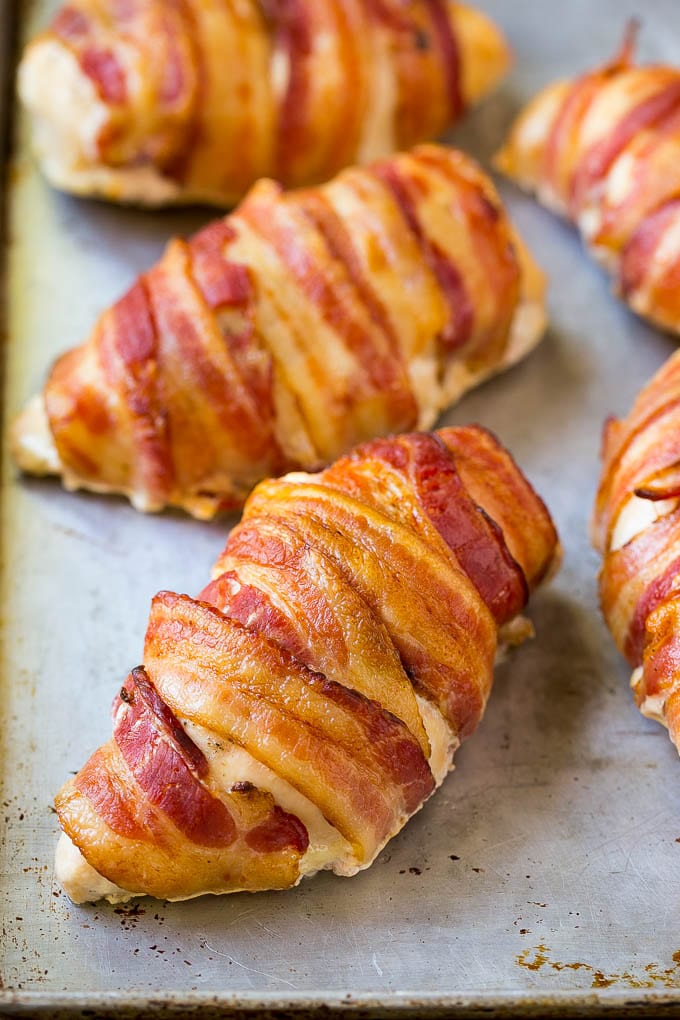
[609,494,679,552]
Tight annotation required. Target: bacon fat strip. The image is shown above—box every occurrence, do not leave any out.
[18,0,510,207]
[594,350,680,752]
[55,426,560,904]
[495,25,680,335]
[11,145,547,519]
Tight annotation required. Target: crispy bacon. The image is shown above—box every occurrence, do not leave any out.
[594,108,680,249]
[241,475,497,738]
[200,569,311,663]
[26,0,509,206]
[189,223,252,311]
[159,11,189,106]
[570,77,680,213]
[325,432,528,624]
[32,146,541,518]
[372,160,473,353]
[369,0,419,34]
[114,668,238,846]
[73,747,154,843]
[599,508,680,664]
[438,426,559,591]
[404,146,520,370]
[594,396,680,553]
[80,47,127,104]
[107,279,175,504]
[51,7,128,103]
[423,0,463,118]
[55,426,558,902]
[620,199,680,298]
[594,352,680,758]
[59,734,310,898]
[542,74,603,204]
[497,29,680,334]
[620,200,680,330]
[639,595,680,725]
[208,519,432,757]
[296,190,402,363]
[238,186,409,397]
[269,0,313,179]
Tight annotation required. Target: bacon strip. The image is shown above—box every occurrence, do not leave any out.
[424,0,463,119]
[55,426,558,902]
[239,477,496,739]
[296,190,406,365]
[113,668,237,846]
[594,108,680,250]
[594,351,680,759]
[322,432,528,624]
[570,77,680,213]
[238,186,408,398]
[637,595,680,728]
[372,160,473,353]
[438,426,559,591]
[80,48,127,103]
[599,508,680,664]
[189,222,251,310]
[496,29,680,335]
[202,523,431,757]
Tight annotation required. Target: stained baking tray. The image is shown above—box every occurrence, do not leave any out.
[3,1,680,1017]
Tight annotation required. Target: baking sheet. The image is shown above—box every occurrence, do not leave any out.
[3,1,680,1016]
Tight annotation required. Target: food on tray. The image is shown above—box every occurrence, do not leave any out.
[54,426,560,903]
[594,352,680,748]
[495,24,680,335]
[12,145,546,519]
[18,0,510,207]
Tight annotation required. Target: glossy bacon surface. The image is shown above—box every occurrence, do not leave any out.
[13,145,546,519]
[55,426,559,903]
[19,0,510,207]
[594,351,680,753]
[496,27,680,335]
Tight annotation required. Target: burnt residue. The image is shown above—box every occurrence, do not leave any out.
[112,902,147,931]
[516,942,680,990]
[230,781,256,794]
[113,903,145,919]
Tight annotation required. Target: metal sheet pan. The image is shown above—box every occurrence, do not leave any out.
[3,1,680,1015]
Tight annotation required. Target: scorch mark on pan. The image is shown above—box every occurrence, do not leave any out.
[516,944,680,988]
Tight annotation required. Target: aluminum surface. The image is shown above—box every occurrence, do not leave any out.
[3,1,680,1015]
